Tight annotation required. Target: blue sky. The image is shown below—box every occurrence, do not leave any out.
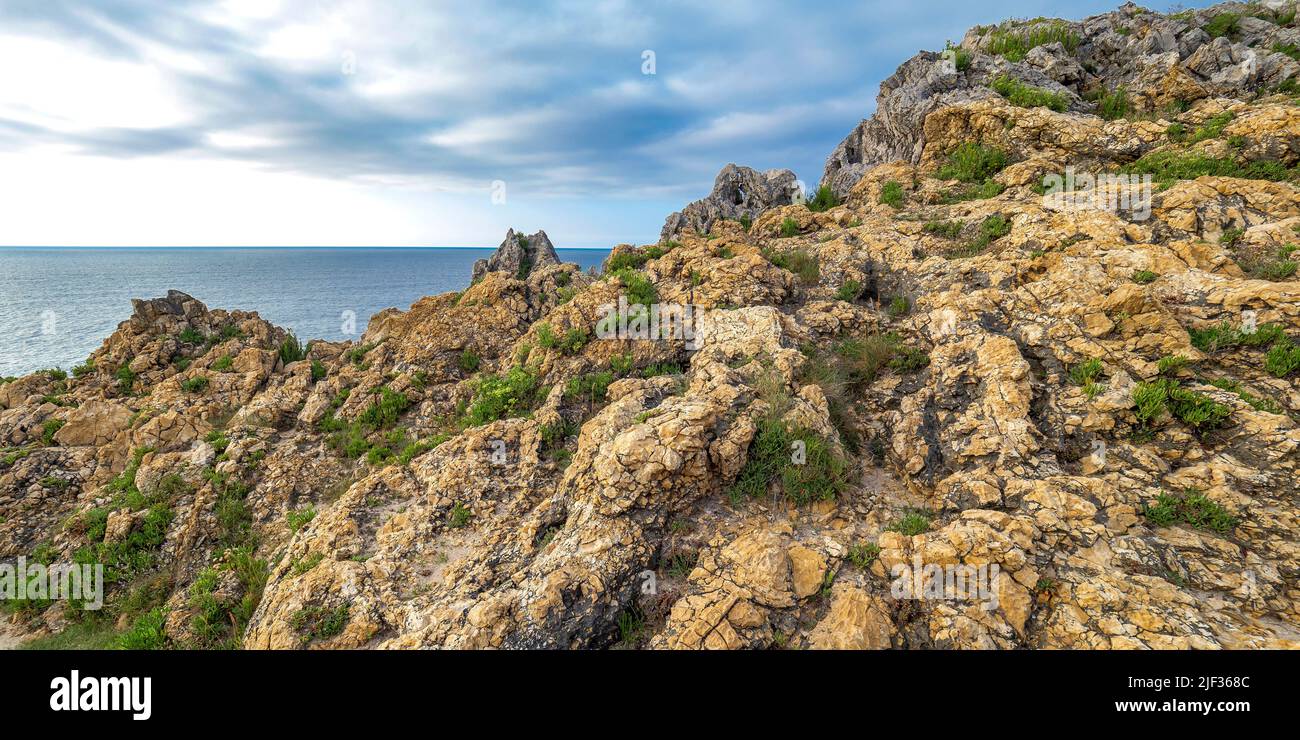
[0,0,1206,247]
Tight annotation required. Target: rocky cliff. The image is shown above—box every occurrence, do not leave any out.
[2,1,1298,650]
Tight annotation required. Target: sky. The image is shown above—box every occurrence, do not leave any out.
[0,0,1206,248]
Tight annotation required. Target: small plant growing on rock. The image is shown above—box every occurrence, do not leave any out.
[763,247,819,284]
[923,220,963,238]
[448,502,473,529]
[213,354,234,372]
[779,217,801,238]
[459,349,480,374]
[181,375,209,394]
[1096,87,1129,120]
[278,332,308,365]
[287,506,317,533]
[1068,358,1103,387]
[1143,489,1238,534]
[1157,355,1190,376]
[1131,270,1158,284]
[989,74,1069,112]
[115,365,137,395]
[887,296,911,317]
[806,185,841,212]
[41,418,65,446]
[878,180,904,208]
[847,543,880,568]
[887,510,932,536]
[937,142,1008,183]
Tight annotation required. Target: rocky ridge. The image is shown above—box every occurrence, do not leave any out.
[2,2,1298,650]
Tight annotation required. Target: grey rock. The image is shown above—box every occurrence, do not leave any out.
[471,228,561,283]
[660,164,798,241]
[819,1,1300,198]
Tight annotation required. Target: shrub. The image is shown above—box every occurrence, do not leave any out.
[178,328,205,344]
[989,74,1069,111]
[887,296,911,317]
[887,510,932,536]
[606,250,649,272]
[212,354,234,372]
[1132,378,1231,433]
[448,502,473,529]
[115,365,137,395]
[1204,12,1240,39]
[1096,87,1129,120]
[986,20,1079,62]
[1132,270,1158,284]
[1144,489,1238,533]
[1069,358,1103,386]
[279,332,308,365]
[878,180,904,208]
[1121,151,1291,189]
[944,42,971,71]
[835,280,862,302]
[1157,355,1190,375]
[937,142,1008,183]
[847,543,880,568]
[41,418,65,446]
[357,387,411,429]
[459,349,480,374]
[612,268,657,308]
[287,507,317,533]
[923,220,964,238]
[779,217,800,238]
[1265,339,1300,377]
[763,247,819,284]
[563,371,615,406]
[291,603,350,643]
[727,416,846,506]
[464,365,544,426]
[181,375,209,393]
[119,607,169,650]
[72,360,95,379]
[806,185,840,212]
[310,359,327,382]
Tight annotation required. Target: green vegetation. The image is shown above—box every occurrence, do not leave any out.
[1204,12,1240,39]
[1131,378,1232,434]
[886,510,932,536]
[887,296,911,317]
[448,502,473,529]
[1206,377,1285,415]
[41,418,65,446]
[72,360,95,379]
[1095,87,1130,120]
[924,220,964,238]
[459,349,480,373]
[464,365,545,426]
[310,359,327,382]
[178,327,205,344]
[287,506,317,533]
[878,180,904,208]
[1132,269,1159,284]
[1157,354,1190,376]
[606,250,649,272]
[846,543,880,568]
[181,375,209,393]
[1120,150,1290,190]
[115,365,137,395]
[291,603,350,644]
[611,268,657,308]
[989,74,1069,111]
[727,415,847,506]
[986,20,1079,62]
[947,214,1011,258]
[1238,244,1298,281]
[763,247,819,284]
[279,333,308,366]
[835,280,862,302]
[806,185,841,212]
[1143,489,1238,533]
[1069,358,1103,387]
[779,217,801,238]
[212,354,234,372]
[944,42,971,71]
[563,371,615,407]
[1188,321,1288,354]
[937,142,1008,183]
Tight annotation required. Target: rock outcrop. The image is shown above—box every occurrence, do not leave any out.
[661,164,799,241]
[822,1,1300,197]
[471,228,563,283]
[2,2,1299,651]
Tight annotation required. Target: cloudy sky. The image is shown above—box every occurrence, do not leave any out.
[0,0,1200,247]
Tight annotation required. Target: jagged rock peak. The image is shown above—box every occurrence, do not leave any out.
[471,228,561,283]
[821,0,1300,196]
[660,164,798,241]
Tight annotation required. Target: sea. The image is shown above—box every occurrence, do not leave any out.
[0,247,611,378]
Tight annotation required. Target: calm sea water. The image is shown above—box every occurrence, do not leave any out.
[0,248,610,377]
